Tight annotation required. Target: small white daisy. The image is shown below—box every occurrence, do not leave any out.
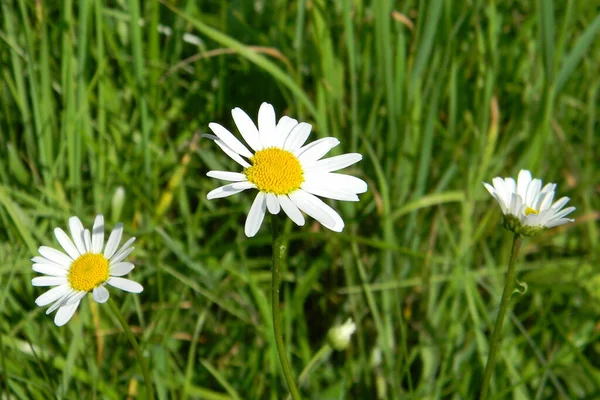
[205,102,368,237]
[483,169,575,236]
[32,214,143,326]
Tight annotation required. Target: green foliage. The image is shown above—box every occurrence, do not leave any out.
[0,0,598,398]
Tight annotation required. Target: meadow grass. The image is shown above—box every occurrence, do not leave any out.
[1,0,599,398]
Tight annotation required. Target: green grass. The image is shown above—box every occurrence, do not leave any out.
[1,0,599,398]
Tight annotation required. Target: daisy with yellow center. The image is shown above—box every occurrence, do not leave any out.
[483,169,575,236]
[205,102,368,237]
[32,214,143,326]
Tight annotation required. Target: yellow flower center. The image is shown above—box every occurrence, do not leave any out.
[244,147,304,194]
[524,206,539,216]
[68,253,110,292]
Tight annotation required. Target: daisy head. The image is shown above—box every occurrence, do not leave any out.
[32,214,143,326]
[205,102,368,237]
[483,169,575,236]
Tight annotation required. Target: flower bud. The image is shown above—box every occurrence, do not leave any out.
[327,318,356,351]
[111,186,126,222]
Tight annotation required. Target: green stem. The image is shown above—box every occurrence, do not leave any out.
[108,298,155,400]
[480,234,522,400]
[271,215,301,400]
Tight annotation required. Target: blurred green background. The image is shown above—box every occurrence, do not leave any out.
[1,0,599,398]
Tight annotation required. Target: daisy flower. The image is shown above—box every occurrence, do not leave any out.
[483,169,575,236]
[205,102,368,237]
[32,214,143,326]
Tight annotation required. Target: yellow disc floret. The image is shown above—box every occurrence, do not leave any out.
[524,206,539,216]
[68,253,110,291]
[244,147,304,194]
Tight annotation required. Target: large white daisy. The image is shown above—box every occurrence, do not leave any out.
[205,102,368,237]
[32,214,143,326]
[483,169,575,235]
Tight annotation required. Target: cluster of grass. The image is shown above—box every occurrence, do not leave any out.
[1,0,599,398]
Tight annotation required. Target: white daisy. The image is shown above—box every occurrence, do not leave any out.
[483,169,575,236]
[31,214,143,326]
[205,102,368,237]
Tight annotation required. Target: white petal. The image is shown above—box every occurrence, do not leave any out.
[232,107,262,151]
[266,193,281,214]
[504,178,517,198]
[110,237,136,263]
[104,223,123,260]
[538,190,555,211]
[68,217,86,255]
[84,229,92,253]
[297,138,340,164]
[207,182,255,199]
[551,196,570,211]
[35,284,71,306]
[245,192,267,237]
[38,246,73,267]
[32,276,67,287]
[524,210,552,226]
[31,256,68,270]
[486,188,507,214]
[91,214,105,253]
[109,248,134,266]
[492,189,511,215]
[549,206,576,221]
[204,134,251,168]
[300,181,360,201]
[283,122,312,150]
[258,102,277,147]
[231,181,257,190]
[274,116,298,147]
[32,256,52,264]
[305,173,368,194]
[54,228,80,260]
[46,290,85,316]
[525,179,542,206]
[92,286,110,303]
[208,123,253,158]
[63,290,86,306]
[278,194,305,226]
[540,183,556,194]
[32,264,68,277]
[545,218,575,228]
[289,190,344,232]
[492,177,509,206]
[305,153,362,173]
[45,291,75,314]
[512,194,523,218]
[207,171,247,182]
[516,170,532,200]
[483,182,498,197]
[110,262,135,276]
[107,277,143,293]
[54,300,81,326]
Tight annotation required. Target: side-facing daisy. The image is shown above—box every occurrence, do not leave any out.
[483,169,575,236]
[205,102,368,237]
[32,214,143,326]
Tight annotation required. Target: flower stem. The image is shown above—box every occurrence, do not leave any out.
[271,214,301,400]
[108,298,154,400]
[480,234,522,400]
